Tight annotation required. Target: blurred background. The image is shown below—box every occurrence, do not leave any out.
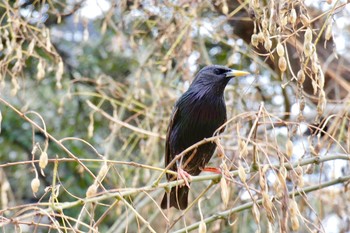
[0,0,350,232]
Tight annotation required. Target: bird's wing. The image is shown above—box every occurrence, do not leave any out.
[165,106,179,173]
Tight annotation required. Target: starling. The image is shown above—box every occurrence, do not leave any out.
[161,65,250,210]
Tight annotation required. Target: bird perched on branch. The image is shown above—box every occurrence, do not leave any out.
[161,65,250,210]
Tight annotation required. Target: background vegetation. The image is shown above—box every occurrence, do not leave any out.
[0,0,350,232]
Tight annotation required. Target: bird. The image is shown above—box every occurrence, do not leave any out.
[161,65,250,210]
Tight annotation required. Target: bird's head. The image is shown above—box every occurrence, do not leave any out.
[190,65,250,96]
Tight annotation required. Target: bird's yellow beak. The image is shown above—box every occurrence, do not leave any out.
[225,69,250,78]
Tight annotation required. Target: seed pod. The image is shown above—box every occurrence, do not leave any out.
[281,16,288,26]
[31,178,40,193]
[305,28,313,43]
[252,203,260,223]
[37,59,45,80]
[86,184,98,198]
[222,1,229,15]
[286,139,293,158]
[199,220,207,233]
[264,38,272,51]
[325,24,332,40]
[291,215,300,231]
[326,0,332,4]
[305,164,314,174]
[238,163,246,182]
[299,98,305,112]
[239,139,248,158]
[297,70,305,84]
[278,57,287,72]
[311,61,319,74]
[257,32,264,43]
[289,8,297,25]
[276,43,284,57]
[39,151,48,169]
[303,42,314,57]
[289,198,299,216]
[220,177,229,207]
[300,14,310,27]
[251,34,259,47]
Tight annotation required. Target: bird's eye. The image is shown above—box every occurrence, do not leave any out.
[213,68,222,75]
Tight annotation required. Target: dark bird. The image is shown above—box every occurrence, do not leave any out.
[161,65,249,210]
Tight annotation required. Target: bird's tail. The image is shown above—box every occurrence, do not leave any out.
[161,186,189,210]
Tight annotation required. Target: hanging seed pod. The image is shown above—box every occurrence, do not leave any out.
[252,203,260,224]
[286,139,293,158]
[291,215,300,231]
[299,98,305,112]
[39,151,48,169]
[257,31,264,43]
[264,38,272,51]
[303,42,314,57]
[281,15,288,26]
[238,163,246,182]
[297,69,305,84]
[278,56,287,72]
[305,28,313,42]
[220,177,230,207]
[289,8,297,25]
[251,34,259,47]
[325,24,332,41]
[311,61,319,74]
[31,178,40,193]
[289,198,299,217]
[86,184,98,198]
[276,43,284,57]
[199,220,207,233]
[300,14,310,27]
[318,68,325,90]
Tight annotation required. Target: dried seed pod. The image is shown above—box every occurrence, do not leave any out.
[259,174,266,190]
[305,28,313,42]
[281,15,288,26]
[39,151,48,169]
[303,42,314,57]
[305,164,314,174]
[222,1,229,15]
[289,198,299,216]
[326,0,332,4]
[98,162,109,180]
[251,34,259,47]
[37,59,45,80]
[286,139,293,158]
[299,98,305,112]
[31,178,40,193]
[199,220,207,233]
[86,184,98,198]
[276,43,284,57]
[238,163,246,182]
[311,61,319,74]
[264,38,272,51]
[289,8,297,25]
[252,203,260,223]
[220,177,229,207]
[278,56,287,72]
[318,68,325,90]
[239,139,248,158]
[257,32,264,43]
[291,215,300,231]
[300,14,310,27]
[297,69,305,84]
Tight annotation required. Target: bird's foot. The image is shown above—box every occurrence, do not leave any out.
[177,167,191,188]
[201,166,221,174]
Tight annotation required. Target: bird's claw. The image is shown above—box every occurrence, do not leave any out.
[177,167,191,188]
